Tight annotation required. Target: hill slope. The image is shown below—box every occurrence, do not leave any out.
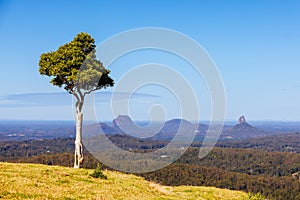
[0,162,249,200]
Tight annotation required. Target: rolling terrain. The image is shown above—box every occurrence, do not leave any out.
[1,138,299,199]
[1,118,300,199]
[0,162,250,200]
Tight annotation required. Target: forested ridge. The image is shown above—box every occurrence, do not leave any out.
[140,163,300,200]
[216,132,300,153]
[1,137,300,199]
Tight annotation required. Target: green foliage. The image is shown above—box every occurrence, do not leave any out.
[89,163,107,179]
[38,32,114,95]
[177,147,300,177]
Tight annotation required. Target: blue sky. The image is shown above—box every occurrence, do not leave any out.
[0,0,300,121]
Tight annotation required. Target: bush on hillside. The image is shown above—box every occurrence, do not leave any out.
[89,163,107,179]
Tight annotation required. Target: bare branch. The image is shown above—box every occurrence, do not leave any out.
[77,88,84,101]
[83,87,99,96]
[72,91,80,103]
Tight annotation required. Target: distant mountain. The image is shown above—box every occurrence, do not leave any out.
[98,123,116,135]
[111,115,134,134]
[92,115,203,140]
[222,116,272,139]
[0,117,295,142]
[84,115,277,141]
[195,123,209,134]
[160,119,195,134]
[231,121,258,132]
[111,115,164,137]
[152,119,197,140]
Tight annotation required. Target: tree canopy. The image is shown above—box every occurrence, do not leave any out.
[39,32,114,97]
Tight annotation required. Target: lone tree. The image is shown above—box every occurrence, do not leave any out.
[39,33,114,168]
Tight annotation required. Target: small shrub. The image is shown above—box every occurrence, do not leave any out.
[89,163,107,179]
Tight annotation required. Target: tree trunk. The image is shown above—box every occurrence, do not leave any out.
[74,102,84,168]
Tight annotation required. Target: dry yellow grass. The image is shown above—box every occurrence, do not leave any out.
[0,162,248,200]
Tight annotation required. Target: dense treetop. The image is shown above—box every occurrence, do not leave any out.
[38,32,113,95]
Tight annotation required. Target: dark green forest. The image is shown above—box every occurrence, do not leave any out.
[215,132,300,153]
[1,136,300,200]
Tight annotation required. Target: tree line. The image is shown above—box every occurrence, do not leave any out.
[1,138,300,199]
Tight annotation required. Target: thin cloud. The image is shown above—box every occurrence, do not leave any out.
[0,92,160,107]
[281,84,300,92]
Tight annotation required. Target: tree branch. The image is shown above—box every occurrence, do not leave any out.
[77,88,84,101]
[72,91,80,104]
[83,87,99,96]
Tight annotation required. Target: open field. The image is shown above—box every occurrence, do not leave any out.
[0,162,249,200]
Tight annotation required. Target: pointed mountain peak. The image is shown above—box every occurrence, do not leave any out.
[112,115,133,127]
[233,115,256,131]
[238,115,246,124]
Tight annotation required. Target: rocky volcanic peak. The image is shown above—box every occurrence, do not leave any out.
[221,115,263,139]
[111,115,134,129]
[238,115,246,124]
[234,116,256,130]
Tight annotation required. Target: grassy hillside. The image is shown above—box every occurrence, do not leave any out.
[0,162,249,200]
